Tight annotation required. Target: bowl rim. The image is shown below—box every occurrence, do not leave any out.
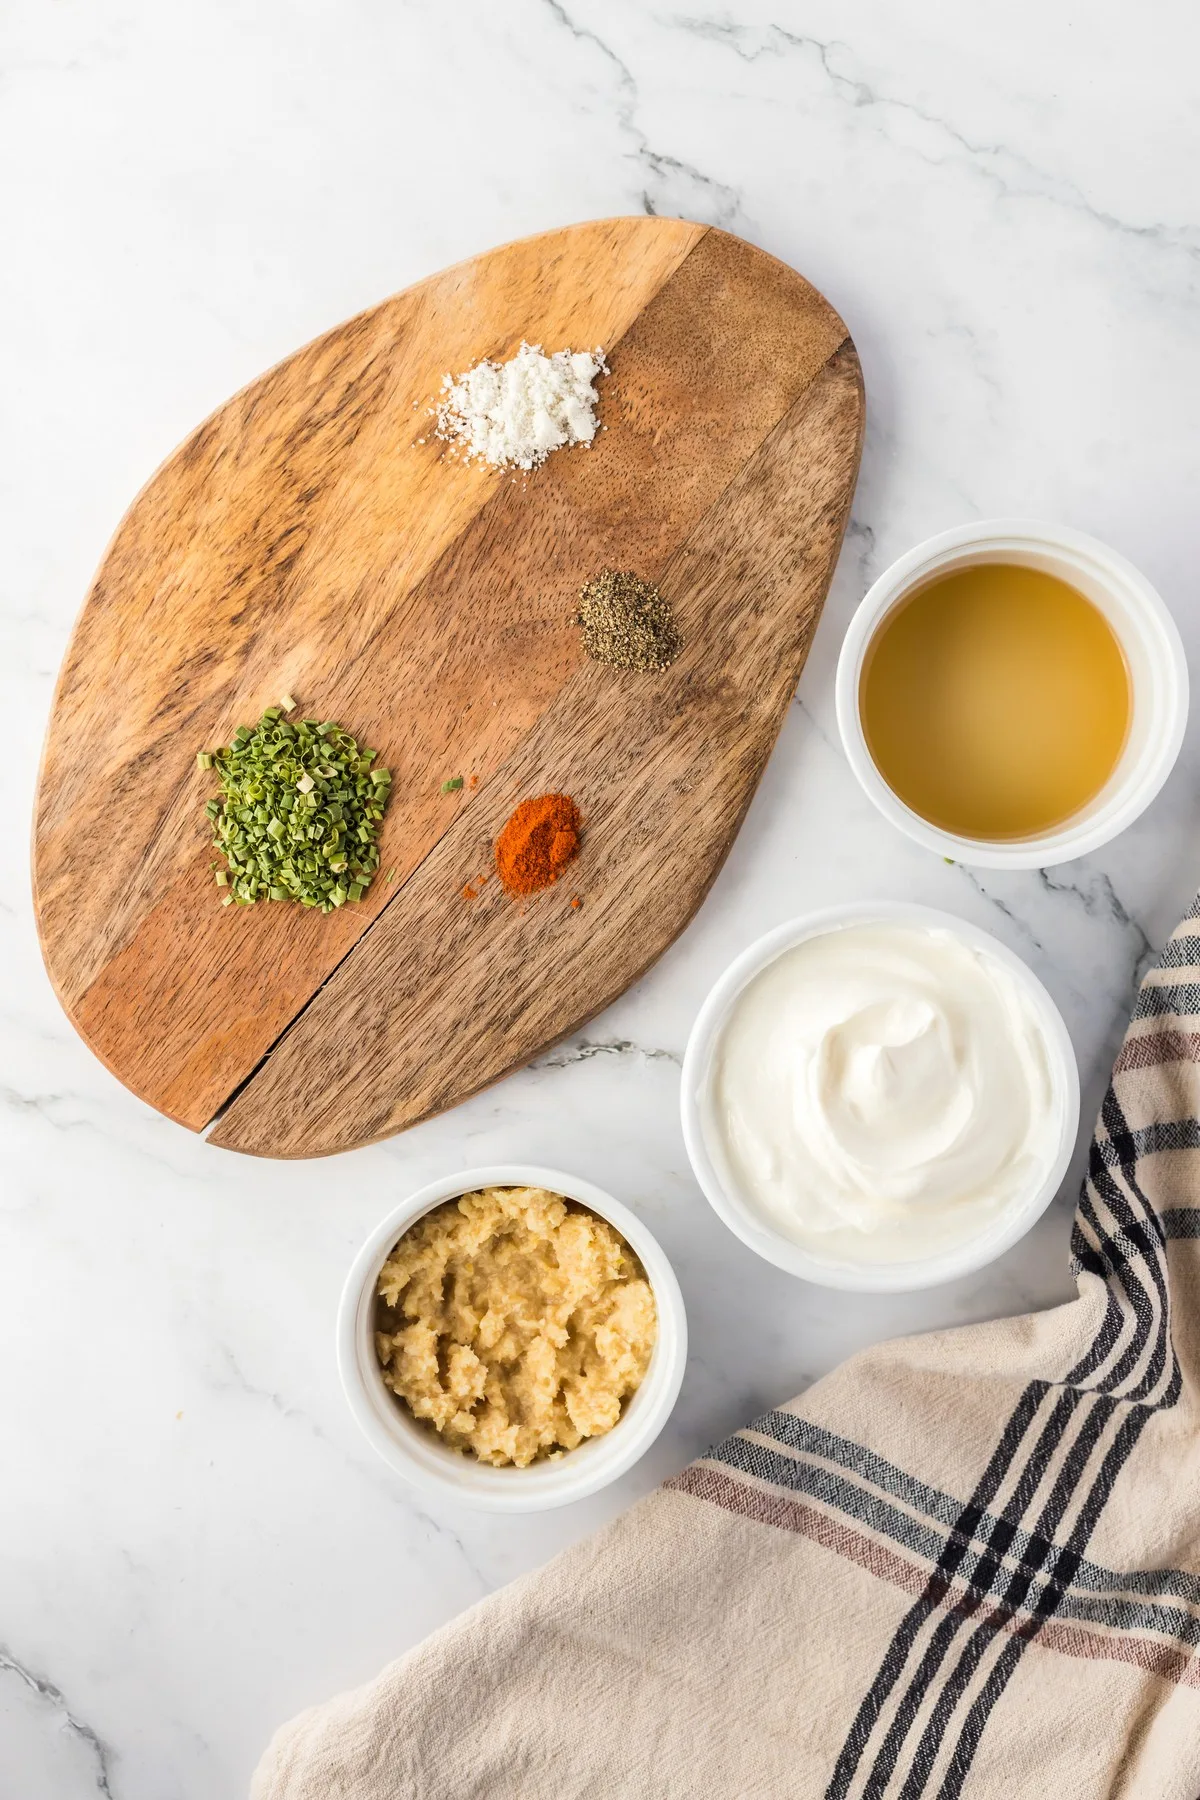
[834,517,1188,870]
[336,1163,687,1513]
[680,901,1081,1292]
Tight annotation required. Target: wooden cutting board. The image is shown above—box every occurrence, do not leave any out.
[34,219,863,1159]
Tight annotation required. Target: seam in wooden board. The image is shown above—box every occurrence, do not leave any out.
[214,342,866,1157]
[32,216,711,1016]
[177,245,854,1140]
[197,226,724,1140]
[204,332,862,1145]
[205,336,863,1150]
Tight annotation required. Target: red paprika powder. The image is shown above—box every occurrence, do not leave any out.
[494,793,581,897]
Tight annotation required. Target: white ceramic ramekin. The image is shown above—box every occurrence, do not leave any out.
[338,1164,687,1512]
[835,519,1188,869]
[680,902,1081,1293]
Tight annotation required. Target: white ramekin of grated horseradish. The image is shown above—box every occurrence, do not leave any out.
[337,1165,687,1512]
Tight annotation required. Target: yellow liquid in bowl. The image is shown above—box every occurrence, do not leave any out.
[859,563,1132,841]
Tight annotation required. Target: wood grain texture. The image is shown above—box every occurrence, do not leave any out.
[34,219,864,1156]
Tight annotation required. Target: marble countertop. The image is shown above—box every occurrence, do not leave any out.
[4,2,1200,1793]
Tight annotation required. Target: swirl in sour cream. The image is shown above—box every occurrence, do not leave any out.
[706,923,1061,1264]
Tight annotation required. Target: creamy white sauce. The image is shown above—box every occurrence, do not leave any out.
[705,923,1061,1264]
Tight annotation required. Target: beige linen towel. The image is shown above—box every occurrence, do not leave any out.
[254,899,1200,1799]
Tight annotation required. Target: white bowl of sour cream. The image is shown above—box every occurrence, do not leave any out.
[681,904,1079,1291]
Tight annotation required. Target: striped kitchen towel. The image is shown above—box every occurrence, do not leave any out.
[253,899,1200,1799]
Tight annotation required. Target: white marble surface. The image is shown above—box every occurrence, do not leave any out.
[4,1,1200,1792]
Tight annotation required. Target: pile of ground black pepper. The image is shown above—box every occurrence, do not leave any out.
[574,570,682,673]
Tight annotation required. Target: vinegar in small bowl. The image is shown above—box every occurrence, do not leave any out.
[859,563,1132,842]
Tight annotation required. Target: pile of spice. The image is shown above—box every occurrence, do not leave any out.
[494,794,581,897]
[432,342,608,471]
[575,570,682,673]
[198,701,391,910]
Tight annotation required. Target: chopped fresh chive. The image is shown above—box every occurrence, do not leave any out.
[441,775,464,793]
[385,867,396,884]
[198,705,392,913]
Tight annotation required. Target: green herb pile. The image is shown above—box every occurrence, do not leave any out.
[198,701,392,911]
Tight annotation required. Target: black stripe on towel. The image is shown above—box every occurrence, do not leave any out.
[823,1384,1049,1800]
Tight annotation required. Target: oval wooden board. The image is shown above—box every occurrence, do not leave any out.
[35,219,863,1159]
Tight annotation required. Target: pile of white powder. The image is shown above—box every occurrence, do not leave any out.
[432,341,608,472]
